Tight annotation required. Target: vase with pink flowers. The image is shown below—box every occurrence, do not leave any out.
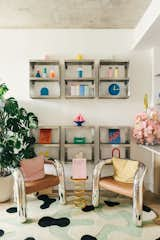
[133,108,160,145]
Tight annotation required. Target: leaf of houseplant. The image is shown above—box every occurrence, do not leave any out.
[0,83,8,99]
[6,118,20,132]
[4,97,19,116]
[27,112,38,128]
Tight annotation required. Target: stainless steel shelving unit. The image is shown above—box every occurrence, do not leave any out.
[64,59,96,99]
[62,126,95,162]
[99,126,131,160]
[32,125,61,160]
[98,60,130,99]
[29,60,61,99]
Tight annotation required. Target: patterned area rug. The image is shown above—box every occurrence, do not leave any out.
[0,195,160,240]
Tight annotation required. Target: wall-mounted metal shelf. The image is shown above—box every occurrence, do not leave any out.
[31,125,131,163]
[64,59,96,98]
[62,126,95,162]
[64,59,95,69]
[32,126,61,159]
[98,60,130,99]
[29,60,61,99]
[99,126,131,160]
[30,78,60,82]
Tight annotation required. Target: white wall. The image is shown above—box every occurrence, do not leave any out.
[0,29,151,126]
[0,29,153,190]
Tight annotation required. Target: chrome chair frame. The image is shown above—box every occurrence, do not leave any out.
[92,159,147,227]
[13,159,66,223]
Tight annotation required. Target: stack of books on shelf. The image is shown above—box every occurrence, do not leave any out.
[69,84,91,97]
[108,129,121,144]
[39,129,52,144]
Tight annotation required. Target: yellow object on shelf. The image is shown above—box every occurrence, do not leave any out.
[144,93,148,112]
[39,151,49,157]
[114,67,119,78]
[76,54,83,60]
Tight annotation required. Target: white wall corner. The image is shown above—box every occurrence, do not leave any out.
[132,0,160,50]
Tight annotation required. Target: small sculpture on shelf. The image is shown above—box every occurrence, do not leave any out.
[40,87,49,96]
[49,70,56,79]
[73,114,85,126]
[76,54,84,60]
[42,67,48,78]
[77,67,83,78]
[107,67,113,78]
[114,67,119,78]
[35,69,41,78]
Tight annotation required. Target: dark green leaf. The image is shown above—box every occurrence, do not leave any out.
[6,118,20,132]
[4,97,18,116]
[0,83,8,99]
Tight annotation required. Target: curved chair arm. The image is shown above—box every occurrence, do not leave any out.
[44,159,66,204]
[12,168,27,223]
[134,162,147,189]
[92,159,112,207]
[133,162,147,226]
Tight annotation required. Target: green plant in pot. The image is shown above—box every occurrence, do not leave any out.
[0,83,38,202]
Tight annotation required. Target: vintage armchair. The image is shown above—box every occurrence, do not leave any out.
[13,158,66,223]
[92,158,147,227]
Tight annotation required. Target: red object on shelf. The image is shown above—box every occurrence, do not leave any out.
[112,148,120,158]
[74,114,85,122]
[39,129,52,144]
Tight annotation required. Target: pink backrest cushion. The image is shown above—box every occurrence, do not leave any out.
[20,156,45,182]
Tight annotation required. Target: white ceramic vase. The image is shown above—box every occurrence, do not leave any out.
[0,174,13,202]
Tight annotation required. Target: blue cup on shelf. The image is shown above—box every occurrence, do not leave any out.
[77,68,83,78]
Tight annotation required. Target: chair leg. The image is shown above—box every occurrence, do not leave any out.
[133,186,143,227]
[13,169,27,223]
[92,175,100,207]
[92,187,100,207]
[54,160,66,204]
[58,183,66,204]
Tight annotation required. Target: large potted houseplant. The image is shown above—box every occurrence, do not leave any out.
[0,83,38,202]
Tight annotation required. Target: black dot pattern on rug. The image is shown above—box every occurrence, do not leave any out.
[6,207,17,213]
[24,238,36,240]
[104,200,120,207]
[82,205,95,212]
[143,205,151,212]
[155,237,160,240]
[0,230,4,237]
[37,195,56,209]
[81,234,97,240]
[38,216,70,228]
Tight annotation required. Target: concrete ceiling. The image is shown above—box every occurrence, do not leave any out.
[0,0,151,29]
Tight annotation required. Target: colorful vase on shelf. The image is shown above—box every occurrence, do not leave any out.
[108,67,113,78]
[114,67,119,78]
[73,114,85,126]
[42,67,48,78]
[49,70,56,79]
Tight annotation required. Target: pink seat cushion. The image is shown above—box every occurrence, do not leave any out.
[20,156,45,182]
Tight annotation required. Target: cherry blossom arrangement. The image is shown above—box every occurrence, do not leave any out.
[133,108,160,145]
